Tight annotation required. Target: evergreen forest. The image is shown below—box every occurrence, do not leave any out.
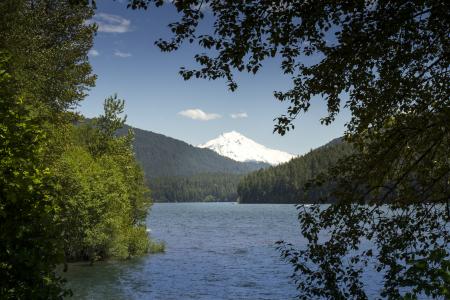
[238,139,353,203]
[150,173,242,202]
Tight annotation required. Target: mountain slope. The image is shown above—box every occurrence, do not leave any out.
[118,126,268,179]
[237,138,353,203]
[150,173,243,202]
[198,131,295,165]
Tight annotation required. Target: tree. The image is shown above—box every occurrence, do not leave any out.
[0,0,96,115]
[104,1,449,298]
[52,96,154,263]
[1,1,95,297]
[1,0,167,298]
[0,54,68,299]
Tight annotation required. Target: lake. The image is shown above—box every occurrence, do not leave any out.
[65,203,383,299]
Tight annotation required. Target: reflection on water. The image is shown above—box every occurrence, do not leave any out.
[66,203,403,299]
[65,203,301,299]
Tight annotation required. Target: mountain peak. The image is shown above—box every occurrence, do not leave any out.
[198,131,296,165]
[220,131,244,138]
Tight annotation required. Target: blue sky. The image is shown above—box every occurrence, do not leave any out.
[80,1,351,155]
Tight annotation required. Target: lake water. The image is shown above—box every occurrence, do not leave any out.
[65,203,384,299]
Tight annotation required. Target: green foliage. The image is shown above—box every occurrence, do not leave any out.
[97,94,128,139]
[1,2,160,297]
[0,0,96,114]
[279,122,450,298]
[403,249,450,299]
[151,173,242,202]
[238,139,352,204]
[1,1,98,297]
[52,98,154,262]
[0,54,68,299]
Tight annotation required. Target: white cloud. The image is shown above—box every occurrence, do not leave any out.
[89,13,131,33]
[88,49,99,57]
[114,50,132,58]
[178,109,221,121]
[230,112,248,119]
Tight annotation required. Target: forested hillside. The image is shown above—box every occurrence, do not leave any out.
[237,139,353,203]
[116,126,268,202]
[118,126,350,203]
[119,126,268,178]
[151,173,242,202]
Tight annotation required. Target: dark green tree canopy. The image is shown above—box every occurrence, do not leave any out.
[1,0,96,113]
[1,1,97,297]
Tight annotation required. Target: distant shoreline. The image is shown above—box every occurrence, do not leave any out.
[152,201,311,204]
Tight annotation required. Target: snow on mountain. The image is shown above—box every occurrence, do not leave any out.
[198,131,296,166]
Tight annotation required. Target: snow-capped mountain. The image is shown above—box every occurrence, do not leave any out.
[198,131,296,165]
